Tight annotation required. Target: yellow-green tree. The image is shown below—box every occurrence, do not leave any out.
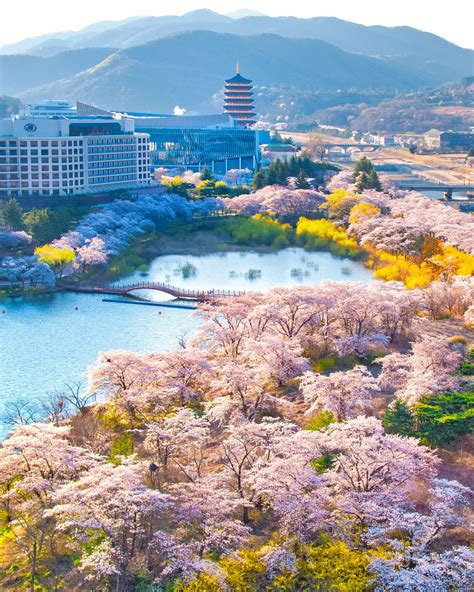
[321,189,360,220]
[35,245,75,278]
[349,202,381,225]
[176,539,379,592]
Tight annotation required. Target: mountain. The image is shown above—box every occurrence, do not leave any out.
[0,17,144,55]
[11,31,448,114]
[226,9,267,19]
[0,48,116,95]
[1,11,471,82]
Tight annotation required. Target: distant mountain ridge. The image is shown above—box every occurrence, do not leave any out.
[1,11,471,84]
[0,48,115,95]
[1,12,472,118]
[8,31,462,114]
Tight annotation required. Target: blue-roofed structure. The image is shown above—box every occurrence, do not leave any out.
[132,113,236,129]
[75,102,260,174]
[132,113,259,174]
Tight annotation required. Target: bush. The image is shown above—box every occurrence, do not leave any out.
[459,362,474,376]
[305,411,337,431]
[226,215,293,246]
[177,539,375,592]
[109,432,134,463]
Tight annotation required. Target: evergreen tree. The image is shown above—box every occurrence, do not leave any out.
[414,391,474,447]
[251,170,266,191]
[288,155,299,177]
[200,166,214,181]
[300,156,314,176]
[383,400,415,437]
[23,208,73,244]
[256,158,339,190]
[295,170,310,189]
[354,158,381,192]
[367,169,382,191]
[355,172,369,193]
[274,160,288,185]
[353,156,375,177]
[384,392,474,448]
[1,198,24,230]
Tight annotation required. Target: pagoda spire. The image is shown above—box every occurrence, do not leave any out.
[223,66,256,128]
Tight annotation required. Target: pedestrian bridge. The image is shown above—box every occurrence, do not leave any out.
[323,144,382,155]
[60,281,243,301]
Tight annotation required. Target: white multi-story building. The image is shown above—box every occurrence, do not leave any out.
[0,114,151,198]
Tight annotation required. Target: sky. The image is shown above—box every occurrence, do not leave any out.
[1,1,472,49]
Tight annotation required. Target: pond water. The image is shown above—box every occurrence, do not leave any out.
[0,248,373,439]
[121,248,373,298]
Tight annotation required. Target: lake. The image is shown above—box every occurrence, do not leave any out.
[0,248,373,439]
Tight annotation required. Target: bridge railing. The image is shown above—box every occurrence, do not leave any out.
[60,279,244,298]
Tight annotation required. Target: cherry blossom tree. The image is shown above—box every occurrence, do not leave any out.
[87,350,160,420]
[388,192,474,255]
[152,349,212,406]
[0,229,32,249]
[300,365,379,420]
[223,186,325,216]
[330,282,417,355]
[208,361,272,422]
[241,335,310,387]
[218,419,298,524]
[359,477,471,554]
[370,546,474,592]
[421,276,474,319]
[378,335,462,405]
[76,236,108,271]
[256,287,321,340]
[23,261,56,288]
[194,292,270,358]
[367,485,474,592]
[87,349,211,418]
[144,409,211,485]
[0,256,55,288]
[325,170,356,192]
[170,474,251,566]
[49,458,171,590]
[252,454,329,540]
[350,215,424,256]
[320,417,438,496]
[0,424,98,590]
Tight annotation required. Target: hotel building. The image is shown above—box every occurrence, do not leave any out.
[0,113,150,198]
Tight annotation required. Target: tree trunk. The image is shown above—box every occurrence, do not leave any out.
[30,541,37,592]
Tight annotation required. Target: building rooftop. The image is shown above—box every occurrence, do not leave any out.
[133,113,236,129]
[225,73,252,84]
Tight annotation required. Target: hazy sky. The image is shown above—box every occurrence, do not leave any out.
[1,1,473,49]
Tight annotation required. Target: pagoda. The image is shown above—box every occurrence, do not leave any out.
[224,63,256,128]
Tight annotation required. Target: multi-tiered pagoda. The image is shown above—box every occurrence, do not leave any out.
[224,63,256,128]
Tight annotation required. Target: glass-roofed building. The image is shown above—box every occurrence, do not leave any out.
[76,103,261,175]
[132,113,259,175]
